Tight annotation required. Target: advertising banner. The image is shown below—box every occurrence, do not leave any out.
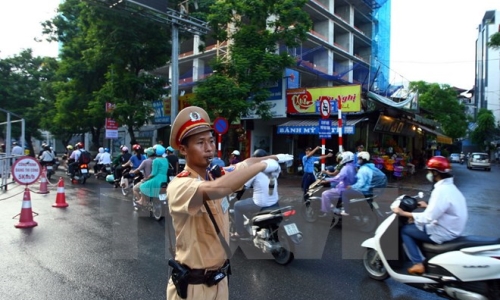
[105,102,118,139]
[287,85,361,114]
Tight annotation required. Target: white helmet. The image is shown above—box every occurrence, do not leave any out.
[340,151,354,164]
[358,151,370,162]
[98,147,104,153]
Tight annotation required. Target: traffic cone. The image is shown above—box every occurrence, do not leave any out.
[39,167,49,194]
[14,188,38,228]
[52,177,68,208]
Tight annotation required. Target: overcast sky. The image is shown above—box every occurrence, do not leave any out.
[1,0,499,90]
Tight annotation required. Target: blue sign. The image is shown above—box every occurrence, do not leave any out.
[213,117,229,134]
[285,68,300,89]
[152,100,170,124]
[315,100,339,114]
[277,125,355,135]
[318,119,332,139]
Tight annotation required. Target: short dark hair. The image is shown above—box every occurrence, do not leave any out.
[305,147,313,151]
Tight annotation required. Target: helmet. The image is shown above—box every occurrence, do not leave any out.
[426,156,452,173]
[66,145,73,150]
[154,144,165,156]
[358,151,370,162]
[104,148,110,153]
[105,174,115,183]
[253,149,268,157]
[75,142,83,149]
[145,147,155,157]
[166,146,174,153]
[340,151,354,164]
[121,146,129,152]
[98,147,104,153]
[231,150,240,156]
[132,144,141,151]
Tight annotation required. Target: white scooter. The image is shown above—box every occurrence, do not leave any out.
[361,193,500,300]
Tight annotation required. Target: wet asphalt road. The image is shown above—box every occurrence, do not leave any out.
[0,163,499,300]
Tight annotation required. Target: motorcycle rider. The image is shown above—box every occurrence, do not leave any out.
[341,151,387,216]
[93,147,105,174]
[61,145,73,171]
[120,144,146,188]
[39,145,56,168]
[68,142,85,178]
[318,151,357,217]
[232,149,281,240]
[321,152,345,178]
[459,151,465,163]
[95,148,112,177]
[392,156,468,275]
[131,147,155,205]
[112,146,132,187]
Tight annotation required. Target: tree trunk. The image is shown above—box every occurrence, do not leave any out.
[90,126,102,151]
[25,133,35,157]
[127,125,137,146]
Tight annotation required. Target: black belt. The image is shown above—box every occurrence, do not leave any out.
[186,260,231,285]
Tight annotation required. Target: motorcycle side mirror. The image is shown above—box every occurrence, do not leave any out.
[417,192,424,199]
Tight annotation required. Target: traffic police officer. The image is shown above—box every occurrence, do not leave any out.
[166,106,280,300]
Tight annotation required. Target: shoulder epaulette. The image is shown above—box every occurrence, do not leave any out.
[177,170,191,177]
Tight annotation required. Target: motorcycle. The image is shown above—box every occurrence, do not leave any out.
[95,164,113,180]
[301,173,384,233]
[135,181,167,221]
[228,189,303,265]
[362,193,500,300]
[70,163,91,184]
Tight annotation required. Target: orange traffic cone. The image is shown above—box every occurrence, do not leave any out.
[14,188,38,228]
[52,177,68,208]
[39,167,49,194]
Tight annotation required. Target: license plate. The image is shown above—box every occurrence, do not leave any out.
[46,166,53,170]
[81,169,88,173]
[105,167,111,171]
[284,223,300,236]
[372,202,379,209]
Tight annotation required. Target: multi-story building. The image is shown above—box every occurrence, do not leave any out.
[153,0,392,161]
[475,9,500,124]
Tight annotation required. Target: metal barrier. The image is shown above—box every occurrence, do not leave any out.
[0,154,21,190]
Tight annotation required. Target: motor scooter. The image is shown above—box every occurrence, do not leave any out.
[361,193,500,300]
[69,163,90,184]
[301,173,384,232]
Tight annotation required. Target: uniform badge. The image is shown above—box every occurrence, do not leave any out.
[189,111,201,121]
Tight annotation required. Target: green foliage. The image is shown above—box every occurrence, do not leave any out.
[42,0,171,147]
[0,50,59,153]
[409,81,468,139]
[488,32,500,50]
[470,109,496,149]
[192,0,311,123]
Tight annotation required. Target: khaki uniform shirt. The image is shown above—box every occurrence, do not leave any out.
[167,165,245,300]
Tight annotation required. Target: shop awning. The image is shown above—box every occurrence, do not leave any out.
[408,121,453,145]
[276,117,368,135]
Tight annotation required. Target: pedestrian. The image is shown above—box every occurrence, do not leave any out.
[301,146,333,194]
[392,156,467,275]
[166,106,281,300]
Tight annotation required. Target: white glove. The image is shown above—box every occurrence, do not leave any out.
[276,154,294,163]
[262,159,280,173]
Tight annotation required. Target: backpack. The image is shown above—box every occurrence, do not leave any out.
[78,150,92,164]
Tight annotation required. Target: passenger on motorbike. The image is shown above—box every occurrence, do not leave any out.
[136,144,169,206]
[391,156,468,275]
[39,145,56,167]
[321,152,344,178]
[131,147,155,203]
[61,145,73,171]
[93,147,105,174]
[318,151,357,217]
[232,149,281,240]
[120,144,146,188]
[341,151,387,216]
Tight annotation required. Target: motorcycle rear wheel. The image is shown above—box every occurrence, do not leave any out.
[150,197,163,221]
[271,229,295,265]
[363,248,389,281]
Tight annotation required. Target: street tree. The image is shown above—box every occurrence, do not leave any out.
[488,31,500,49]
[0,50,59,155]
[470,108,497,150]
[409,81,468,139]
[43,0,171,148]
[191,0,312,123]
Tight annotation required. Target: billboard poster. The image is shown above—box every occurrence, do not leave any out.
[105,102,118,139]
[286,85,361,114]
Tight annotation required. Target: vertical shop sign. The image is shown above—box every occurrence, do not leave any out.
[105,102,119,139]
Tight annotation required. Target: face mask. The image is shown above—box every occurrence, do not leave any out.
[426,172,434,183]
